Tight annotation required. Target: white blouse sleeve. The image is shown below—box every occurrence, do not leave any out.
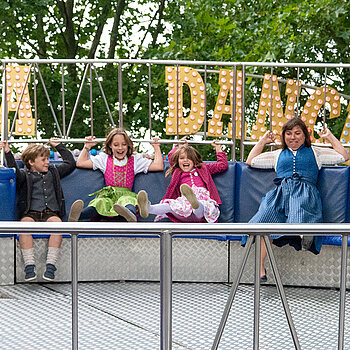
[91,152,108,173]
[250,149,281,169]
[312,146,346,167]
[133,153,152,174]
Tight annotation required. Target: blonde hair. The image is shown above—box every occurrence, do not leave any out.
[21,144,50,169]
[166,145,203,177]
[104,128,134,157]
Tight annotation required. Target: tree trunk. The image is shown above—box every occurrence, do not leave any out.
[57,0,77,59]
[36,13,47,58]
[88,1,113,59]
[152,0,165,47]
[107,0,126,59]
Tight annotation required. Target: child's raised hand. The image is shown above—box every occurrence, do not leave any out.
[49,137,60,147]
[150,137,161,149]
[211,140,222,152]
[84,136,97,150]
[0,141,10,153]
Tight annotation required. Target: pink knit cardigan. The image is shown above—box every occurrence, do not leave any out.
[162,147,228,204]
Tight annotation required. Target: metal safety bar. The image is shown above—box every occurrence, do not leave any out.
[0,222,348,350]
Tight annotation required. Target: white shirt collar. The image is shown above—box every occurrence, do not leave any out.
[113,155,127,166]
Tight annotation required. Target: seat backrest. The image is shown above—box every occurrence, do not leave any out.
[234,162,350,224]
[318,166,350,223]
[0,168,16,220]
[234,162,276,222]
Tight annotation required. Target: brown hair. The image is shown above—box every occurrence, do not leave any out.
[21,144,50,169]
[281,118,311,150]
[166,145,203,177]
[104,128,133,157]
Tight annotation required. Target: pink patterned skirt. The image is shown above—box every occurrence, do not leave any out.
[155,185,220,223]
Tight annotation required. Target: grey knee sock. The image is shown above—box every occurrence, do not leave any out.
[46,247,60,266]
[21,248,35,266]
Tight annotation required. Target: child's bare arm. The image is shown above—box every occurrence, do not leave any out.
[0,141,10,153]
[76,136,97,168]
[148,137,164,171]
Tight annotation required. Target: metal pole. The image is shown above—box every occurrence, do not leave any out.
[34,63,63,137]
[253,234,261,350]
[211,235,254,350]
[92,66,114,127]
[296,68,300,117]
[67,64,89,137]
[269,67,273,130]
[231,65,237,161]
[71,233,78,350]
[263,236,302,350]
[240,65,245,161]
[118,63,123,128]
[338,234,348,350]
[160,230,172,350]
[33,67,38,138]
[148,63,152,134]
[1,64,8,161]
[89,64,93,136]
[323,67,327,127]
[204,64,207,140]
[176,64,179,139]
[61,64,66,136]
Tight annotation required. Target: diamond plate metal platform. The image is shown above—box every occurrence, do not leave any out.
[0,282,348,350]
[0,237,14,285]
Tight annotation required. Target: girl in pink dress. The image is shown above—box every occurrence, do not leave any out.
[137,141,228,223]
[77,128,164,222]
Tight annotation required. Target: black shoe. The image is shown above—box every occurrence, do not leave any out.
[43,264,57,281]
[24,264,37,281]
[301,236,313,251]
[260,269,267,283]
[260,275,267,283]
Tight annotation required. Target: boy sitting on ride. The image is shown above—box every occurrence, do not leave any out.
[0,139,83,281]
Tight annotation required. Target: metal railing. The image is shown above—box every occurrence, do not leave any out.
[0,221,348,350]
[2,59,350,163]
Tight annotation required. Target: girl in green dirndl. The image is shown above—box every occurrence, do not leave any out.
[77,128,164,222]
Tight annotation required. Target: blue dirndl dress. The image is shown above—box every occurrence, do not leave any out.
[241,145,323,254]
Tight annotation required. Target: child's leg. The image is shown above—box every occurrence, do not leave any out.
[149,203,172,216]
[113,203,137,222]
[19,217,35,264]
[19,216,36,281]
[192,202,204,219]
[43,215,62,281]
[68,200,84,222]
[79,206,100,221]
[180,184,199,209]
[138,190,172,217]
[137,190,150,218]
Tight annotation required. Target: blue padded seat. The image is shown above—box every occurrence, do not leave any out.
[234,162,276,223]
[60,160,234,241]
[61,167,105,222]
[0,168,16,221]
[318,166,350,223]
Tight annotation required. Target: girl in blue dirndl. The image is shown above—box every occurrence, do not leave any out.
[242,118,349,282]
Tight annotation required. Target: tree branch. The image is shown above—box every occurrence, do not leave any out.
[151,0,165,47]
[36,13,47,58]
[57,0,77,58]
[107,0,126,59]
[88,1,112,59]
